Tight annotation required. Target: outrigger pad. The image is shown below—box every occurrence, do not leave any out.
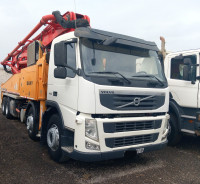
[52,11,90,29]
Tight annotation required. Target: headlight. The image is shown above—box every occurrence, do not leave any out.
[85,119,99,141]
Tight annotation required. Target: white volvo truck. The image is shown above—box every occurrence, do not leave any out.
[1,15,169,161]
[44,27,170,161]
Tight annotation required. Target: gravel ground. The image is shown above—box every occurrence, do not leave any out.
[0,112,200,184]
[1,68,200,184]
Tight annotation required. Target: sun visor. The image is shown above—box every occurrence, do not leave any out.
[74,27,159,51]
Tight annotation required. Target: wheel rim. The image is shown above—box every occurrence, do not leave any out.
[47,124,59,151]
[27,115,34,133]
[5,103,8,115]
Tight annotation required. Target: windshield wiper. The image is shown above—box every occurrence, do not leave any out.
[89,71,131,84]
[132,74,164,86]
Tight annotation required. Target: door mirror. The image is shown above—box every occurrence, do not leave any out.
[182,58,197,84]
[183,58,195,83]
[54,67,67,79]
[191,65,197,84]
[91,58,96,65]
[54,41,67,67]
[183,65,190,80]
[54,38,77,67]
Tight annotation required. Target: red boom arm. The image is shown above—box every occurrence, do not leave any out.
[1,11,90,74]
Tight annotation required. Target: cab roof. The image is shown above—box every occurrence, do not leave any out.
[75,27,159,51]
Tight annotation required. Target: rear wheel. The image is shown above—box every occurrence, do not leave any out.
[47,114,68,162]
[26,102,39,141]
[168,113,182,146]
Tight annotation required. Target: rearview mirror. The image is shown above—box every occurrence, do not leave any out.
[191,65,197,84]
[54,41,67,67]
[54,67,67,79]
[54,38,77,67]
[183,58,192,81]
[183,58,197,84]
[91,58,96,65]
[183,65,190,80]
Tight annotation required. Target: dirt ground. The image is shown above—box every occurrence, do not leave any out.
[0,112,200,184]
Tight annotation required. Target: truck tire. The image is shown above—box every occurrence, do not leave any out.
[168,113,182,146]
[26,102,39,141]
[5,97,12,119]
[1,97,7,115]
[47,114,68,162]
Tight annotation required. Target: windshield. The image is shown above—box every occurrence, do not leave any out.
[80,38,166,82]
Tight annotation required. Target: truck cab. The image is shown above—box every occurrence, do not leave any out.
[164,49,200,145]
[44,27,169,161]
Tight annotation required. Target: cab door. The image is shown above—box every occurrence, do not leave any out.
[166,52,199,132]
[47,40,79,129]
[167,53,199,109]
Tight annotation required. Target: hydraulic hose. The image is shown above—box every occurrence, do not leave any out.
[52,11,89,29]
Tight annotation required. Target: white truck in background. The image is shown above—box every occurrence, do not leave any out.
[160,37,200,145]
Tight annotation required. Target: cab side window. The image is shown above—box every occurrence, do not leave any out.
[67,43,76,78]
[170,55,196,81]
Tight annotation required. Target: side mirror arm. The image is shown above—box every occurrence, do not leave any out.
[65,65,82,76]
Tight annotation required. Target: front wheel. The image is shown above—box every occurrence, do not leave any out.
[47,114,68,162]
[168,113,182,146]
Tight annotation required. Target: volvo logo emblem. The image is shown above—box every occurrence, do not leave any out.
[116,95,155,109]
[133,97,141,106]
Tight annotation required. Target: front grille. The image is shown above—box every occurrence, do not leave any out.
[116,121,153,132]
[105,133,159,148]
[103,120,162,133]
[100,93,165,110]
[114,95,156,108]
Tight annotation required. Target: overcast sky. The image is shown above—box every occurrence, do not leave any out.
[1,0,200,62]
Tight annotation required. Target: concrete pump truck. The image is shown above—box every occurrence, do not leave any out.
[1,11,169,162]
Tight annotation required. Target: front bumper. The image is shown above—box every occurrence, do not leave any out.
[62,141,167,162]
[61,113,169,162]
